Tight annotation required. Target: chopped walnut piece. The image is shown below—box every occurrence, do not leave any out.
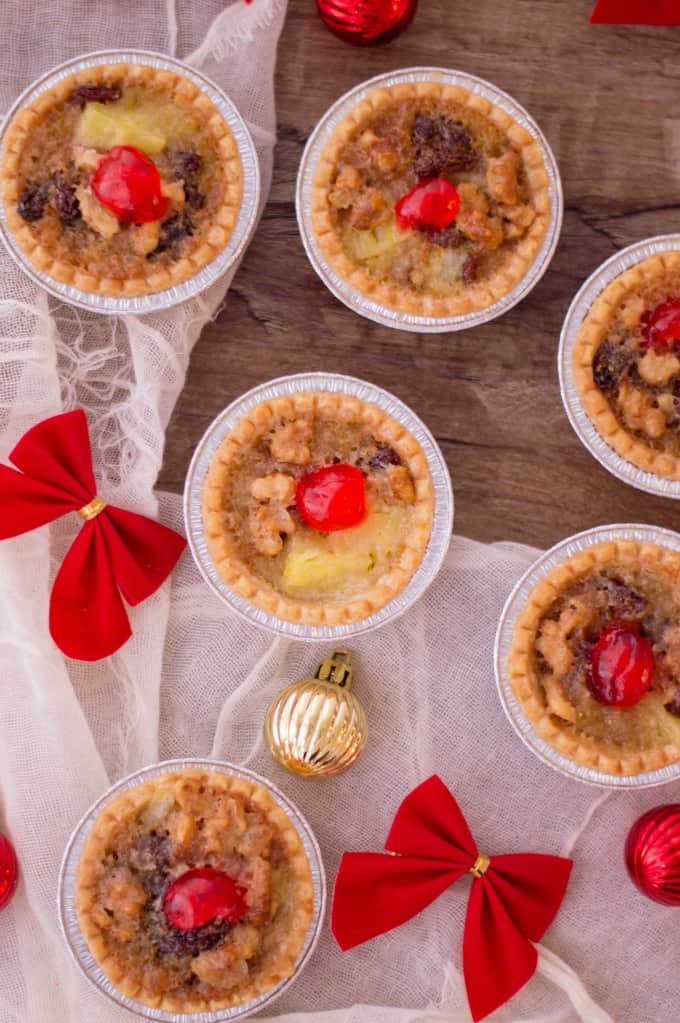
[387,464,416,504]
[457,182,489,214]
[543,675,578,723]
[348,188,390,230]
[620,295,646,329]
[618,382,667,439]
[486,149,521,205]
[76,185,120,239]
[240,856,272,924]
[160,179,185,207]
[456,182,503,249]
[191,923,261,988]
[500,203,536,240]
[166,810,196,846]
[248,502,295,557]
[456,207,503,250]
[251,472,296,505]
[101,867,147,918]
[130,221,161,256]
[270,419,313,465]
[638,349,680,387]
[329,166,362,209]
[536,618,574,677]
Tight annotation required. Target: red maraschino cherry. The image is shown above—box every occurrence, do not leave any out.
[162,867,247,931]
[0,833,18,911]
[641,298,680,350]
[296,464,366,532]
[395,177,460,232]
[91,145,169,223]
[587,622,654,707]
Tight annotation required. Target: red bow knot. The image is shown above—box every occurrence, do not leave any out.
[0,410,186,661]
[591,0,680,22]
[331,776,572,1022]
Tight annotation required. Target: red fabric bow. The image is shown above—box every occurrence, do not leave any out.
[0,410,186,661]
[331,776,572,1022]
[591,0,680,23]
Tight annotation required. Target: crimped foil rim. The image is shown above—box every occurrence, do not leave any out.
[0,49,260,316]
[559,234,680,499]
[494,523,680,789]
[57,758,326,1022]
[295,66,563,333]
[183,371,454,640]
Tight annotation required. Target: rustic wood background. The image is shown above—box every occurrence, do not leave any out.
[159,0,680,548]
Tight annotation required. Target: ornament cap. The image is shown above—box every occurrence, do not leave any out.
[315,649,353,689]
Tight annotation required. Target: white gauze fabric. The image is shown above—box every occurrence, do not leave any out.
[0,5,672,1023]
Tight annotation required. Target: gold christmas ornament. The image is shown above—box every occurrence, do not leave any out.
[264,650,367,777]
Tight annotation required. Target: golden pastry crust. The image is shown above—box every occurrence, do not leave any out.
[76,769,314,1013]
[573,250,680,480]
[1,62,243,297]
[202,392,435,625]
[508,539,680,776]
[311,81,551,317]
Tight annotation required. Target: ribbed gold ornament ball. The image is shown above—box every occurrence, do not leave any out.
[264,650,367,777]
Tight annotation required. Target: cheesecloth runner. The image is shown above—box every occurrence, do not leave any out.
[0,4,672,1023]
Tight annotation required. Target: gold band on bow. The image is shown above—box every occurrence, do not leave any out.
[469,854,490,878]
[79,495,107,521]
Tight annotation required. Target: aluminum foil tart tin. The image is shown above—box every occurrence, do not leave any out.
[559,234,680,499]
[58,758,326,1022]
[495,523,680,789]
[0,50,260,316]
[184,371,454,640]
[295,66,563,333]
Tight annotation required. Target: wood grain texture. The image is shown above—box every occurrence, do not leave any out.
[159,0,680,548]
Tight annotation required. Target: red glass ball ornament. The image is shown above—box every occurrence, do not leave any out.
[625,804,680,905]
[0,833,18,911]
[587,622,654,707]
[91,146,169,224]
[316,0,417,45]
[395,178,461,233]
[296,464,366,532]
[162,867,247,930]
[641,298,680,350]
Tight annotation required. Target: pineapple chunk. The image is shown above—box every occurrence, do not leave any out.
[282,508,407,595]
[345,217,406,262]
[283,542,374,590]
[346,228,381,261]
[75,102,167,154]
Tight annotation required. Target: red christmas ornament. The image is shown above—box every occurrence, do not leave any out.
[92,146,169,223]
[0,834,18,911]
[587,623,654,707]
[332,776,572,1023]
[591,0,680,24]
[625,805,680,906]
[163,867,248,930]
[641,298,680,351]
[296,464,366,532]
[316,0,417,45]
[395,178,460,233]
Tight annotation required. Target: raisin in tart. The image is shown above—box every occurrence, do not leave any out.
[311,79,551,317]
[508,538,680,776]
[75,768,314,1012]
[573,251,680,479]
[1,61,242,297]
[202,390,435,626]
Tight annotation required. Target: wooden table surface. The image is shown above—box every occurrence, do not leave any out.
[159,0,680,549]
